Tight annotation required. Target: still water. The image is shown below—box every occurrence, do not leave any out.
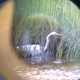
[16,57,80,80]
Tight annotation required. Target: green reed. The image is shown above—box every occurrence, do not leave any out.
[13,0,80,60]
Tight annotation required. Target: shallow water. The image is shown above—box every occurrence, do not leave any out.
[16,58,80,80]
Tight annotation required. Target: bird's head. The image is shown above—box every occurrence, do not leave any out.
[46,31,62,51]
[47,31,62,40]
[43,31,62,52]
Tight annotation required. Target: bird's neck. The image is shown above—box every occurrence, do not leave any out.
[43,38,49,51]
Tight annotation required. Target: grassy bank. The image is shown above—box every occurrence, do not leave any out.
[13,0,80,60]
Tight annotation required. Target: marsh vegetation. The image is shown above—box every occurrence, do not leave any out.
[13,0,80,61]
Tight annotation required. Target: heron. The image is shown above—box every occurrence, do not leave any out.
[17,31,62,58]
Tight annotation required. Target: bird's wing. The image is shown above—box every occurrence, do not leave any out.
[26,45,42,54]
[17,45,42,54]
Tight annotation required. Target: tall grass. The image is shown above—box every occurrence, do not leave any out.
[13,0,80,60]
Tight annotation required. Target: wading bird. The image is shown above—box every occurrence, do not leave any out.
[17,32,62,58]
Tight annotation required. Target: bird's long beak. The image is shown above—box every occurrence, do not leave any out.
[57,33,62,36]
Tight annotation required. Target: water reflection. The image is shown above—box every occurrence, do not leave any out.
[14,58,80,80]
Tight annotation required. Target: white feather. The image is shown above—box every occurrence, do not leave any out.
[17,31,61,55]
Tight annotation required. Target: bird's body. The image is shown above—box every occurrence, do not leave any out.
[17,31,62,58]
[17,44,42,55]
